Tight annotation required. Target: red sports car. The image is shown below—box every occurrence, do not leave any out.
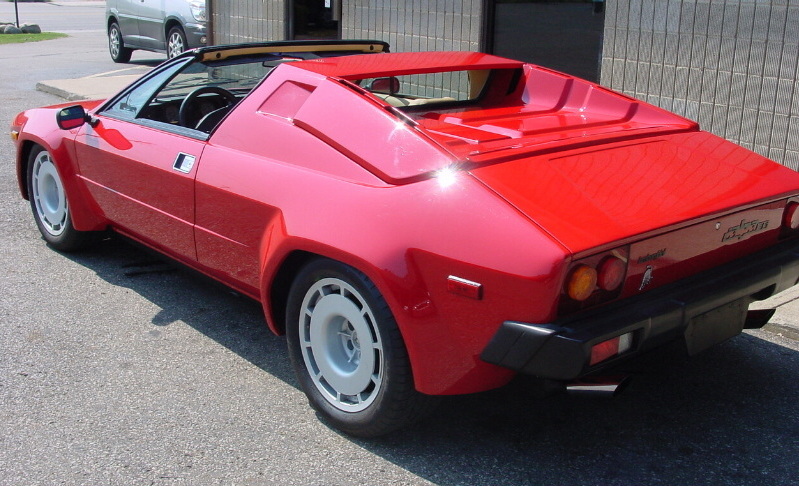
[12,40,799,437]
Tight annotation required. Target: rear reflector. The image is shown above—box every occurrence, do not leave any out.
[447,275,483,300]
[589,332,633,366]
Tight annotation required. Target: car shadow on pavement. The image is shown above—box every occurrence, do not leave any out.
[358,335,799,485]
[62,234,799,486]
[126,58,168,68]
[62,233,298,387]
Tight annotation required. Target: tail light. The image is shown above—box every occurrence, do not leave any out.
[782,201,799,231]
[597,256,626,291]
[565,265,597,301]
[560,247,629,315]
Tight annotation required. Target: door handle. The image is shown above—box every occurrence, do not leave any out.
[173,153,196,173]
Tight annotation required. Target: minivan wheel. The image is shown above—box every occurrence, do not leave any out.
[108,22,132,63]
[167,27,187,59]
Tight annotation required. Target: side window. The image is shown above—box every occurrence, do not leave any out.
[99,55,275,133]
[103,62,186,120]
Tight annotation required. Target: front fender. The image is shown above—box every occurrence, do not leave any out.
[13,107,107,231]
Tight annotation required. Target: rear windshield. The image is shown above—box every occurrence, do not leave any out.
[355,69,492,108]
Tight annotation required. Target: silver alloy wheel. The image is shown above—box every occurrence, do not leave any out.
[109,25,121,59]
[30,150,68,237]
[167,30,185,58]
[299,277,384,412]
[108,26,122,59]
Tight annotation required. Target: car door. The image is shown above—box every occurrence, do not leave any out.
[137,0,167,50]
[72,60,203,261]
[114,0,141,43]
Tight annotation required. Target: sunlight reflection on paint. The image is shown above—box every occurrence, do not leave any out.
[436,166,458,188]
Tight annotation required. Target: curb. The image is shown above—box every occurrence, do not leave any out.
[36,73,147,101]
[36,81,85,101]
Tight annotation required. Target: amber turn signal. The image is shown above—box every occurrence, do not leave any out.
[566,264,597,301]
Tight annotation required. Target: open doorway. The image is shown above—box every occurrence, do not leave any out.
[289,0,341,40]
[485,0,605,82]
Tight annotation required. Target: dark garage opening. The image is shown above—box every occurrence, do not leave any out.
[486,0,605,82]
[289,0,341,40]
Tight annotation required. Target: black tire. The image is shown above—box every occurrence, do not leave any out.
[166,26,187,59]
[108,22,132,63]
[285,258,439,438]
[26,146,96,252]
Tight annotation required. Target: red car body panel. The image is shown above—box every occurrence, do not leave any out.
[12,47,799,396]
[292,50,525,79]
[13,102,108,233]
[471,132,799,255]
[413,64,698,162]
[75,119,204,261]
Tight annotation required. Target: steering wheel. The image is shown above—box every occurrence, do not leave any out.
[178,86,238,128]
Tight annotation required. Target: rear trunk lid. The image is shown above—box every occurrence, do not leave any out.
[469,131,799,295]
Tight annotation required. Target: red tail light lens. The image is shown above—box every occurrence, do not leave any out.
[597,256,626,291]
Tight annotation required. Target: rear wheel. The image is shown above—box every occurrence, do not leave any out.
[285,258,438,437]
[108,22,132,63]
[27,147,95,252]
[167,26,187,59]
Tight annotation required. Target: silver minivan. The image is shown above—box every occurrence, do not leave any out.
[106,0,207,63]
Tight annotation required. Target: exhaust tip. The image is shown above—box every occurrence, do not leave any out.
[565,375,631,397]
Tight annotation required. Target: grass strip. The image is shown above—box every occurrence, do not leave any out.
[0,32,67,44]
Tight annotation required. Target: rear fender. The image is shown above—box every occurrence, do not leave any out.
[258,231,525,396]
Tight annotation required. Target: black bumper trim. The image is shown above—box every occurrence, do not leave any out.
[481,239,799,380]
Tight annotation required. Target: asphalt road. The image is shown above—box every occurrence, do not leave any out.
[2,0,106,33]
[2,3,799,485]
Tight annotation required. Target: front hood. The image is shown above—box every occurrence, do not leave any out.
[470,131,799,254]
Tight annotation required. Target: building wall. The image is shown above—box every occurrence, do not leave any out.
[602,0,799,169]
[210,0,286,44]
[210,1,482,52]
[340,0,483,53]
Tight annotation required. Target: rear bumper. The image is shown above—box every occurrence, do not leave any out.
[481,238,799,381]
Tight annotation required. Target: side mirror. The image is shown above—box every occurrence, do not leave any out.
[368,77,400,95]
[56,105,89,130]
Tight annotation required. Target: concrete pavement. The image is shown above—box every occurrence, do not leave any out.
[37,67,149,101]
[32,71,799,342]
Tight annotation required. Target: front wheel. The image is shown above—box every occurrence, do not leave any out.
[27,147,96,252]
[285,259,438,437]
[166,27,187,59]
[108,22,132,63]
